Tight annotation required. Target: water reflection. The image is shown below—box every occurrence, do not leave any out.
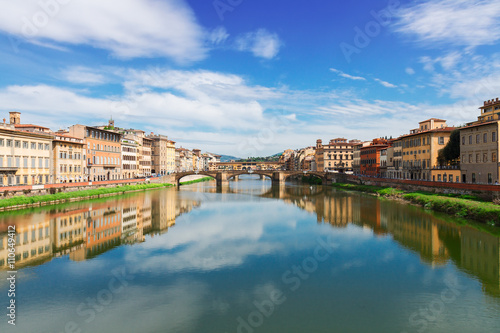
[0,189,200,269]
[0,182,499,299]
[257,185,500,297]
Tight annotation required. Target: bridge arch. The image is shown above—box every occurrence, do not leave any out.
[283,171,326,183]
[227,171,274,181]
[176,171,216,186]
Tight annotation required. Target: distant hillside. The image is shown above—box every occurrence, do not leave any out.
[217,154,241,162]
[237,153,282,162]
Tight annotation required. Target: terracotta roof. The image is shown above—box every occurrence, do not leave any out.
[418,118,446,123]
[398,126,455,139]
[460,120,498,130]
[14,124,50,129]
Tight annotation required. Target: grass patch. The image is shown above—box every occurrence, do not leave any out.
[179,177,214,186]
[402,192,500,225]
[0,183,174,209]
[331,183,404,196]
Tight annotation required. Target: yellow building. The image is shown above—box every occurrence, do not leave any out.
[52,133,86,183]
[0,213,52,269]
[397,119,460,182]
[0,113,53,186]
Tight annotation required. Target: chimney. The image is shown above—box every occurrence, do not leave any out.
[9,112,20,125]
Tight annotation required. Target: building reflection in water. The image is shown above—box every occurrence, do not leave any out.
[0,188,200,269]
[261,185,500,297]
[0,185,499,297]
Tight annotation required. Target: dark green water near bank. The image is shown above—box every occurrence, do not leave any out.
[0,175,499,333]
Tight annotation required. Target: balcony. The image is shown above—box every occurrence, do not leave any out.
[0,167,19,174]
[431,165,460,170]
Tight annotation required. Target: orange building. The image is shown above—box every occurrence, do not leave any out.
[360,138,390,177]
[85,203,122,258]
[68,125,122,181]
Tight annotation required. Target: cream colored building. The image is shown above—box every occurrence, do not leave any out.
[121,139,138,179]
[52,133,85,183]
[148,134,176,175]
[0,113,53,186]
[460,98,500,184]
[321,138,360,173]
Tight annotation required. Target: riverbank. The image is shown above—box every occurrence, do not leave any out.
[331,183,500,226]
[0,183,174,212]
[179,176,214,186]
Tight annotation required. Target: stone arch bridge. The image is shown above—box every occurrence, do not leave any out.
[166,170,346,186]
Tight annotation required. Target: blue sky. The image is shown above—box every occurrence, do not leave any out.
[0,0,499,157]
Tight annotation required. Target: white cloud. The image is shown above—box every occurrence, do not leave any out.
[207,26,229,45]
[394,0,500,47]
[330,68,366,81]
[0,0,207,63]
[61,66,107,85]
[374,78,397,88]
[405,67,415,75]
[235,29,282,59]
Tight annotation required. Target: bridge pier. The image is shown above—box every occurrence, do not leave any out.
[216,171,230,187]
[272,172,286,186]
[259,174,265,180]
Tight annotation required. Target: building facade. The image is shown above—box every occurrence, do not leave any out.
[398,119,459,182]
[322,138,359,173]
[460,99,500,184]
[52,133,85,183]
[0,117,53,186]
[121,139,138,179]
[360,139,389,177]
[69,125,122,181]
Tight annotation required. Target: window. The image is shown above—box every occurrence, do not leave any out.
[476,134,480,144]
[22,141,28,149]
[493,152,497,162]
[483,153,488,163]
[38,158,43,168]
[0,139,3,146]
[15,156,20,167]
[438,174,442,181]
[14,140,20,148]
[31,157,36,168]
[472,173,476,183]
[469,154,473,163]
[7,140,13,147]
[488,173,493,184]
[45,144,49,150]
[493,132,497,142]
[484,133,488,143]
[38,143,43,150]
[476,154,480,163]
[449,175,453,182]
[23,176,28,184]
[469,135,472,144]
[31,142,36,149]
[462,136,465,145]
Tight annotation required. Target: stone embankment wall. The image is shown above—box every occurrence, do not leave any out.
[342,174,500,201]
[0,177,162,198]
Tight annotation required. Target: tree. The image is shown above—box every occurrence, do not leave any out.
[438,129,460,166]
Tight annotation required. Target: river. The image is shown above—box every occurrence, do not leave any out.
[0,175,499,333]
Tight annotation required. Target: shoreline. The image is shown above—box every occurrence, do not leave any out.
[0,183,174,212]
[179,176,214,186]
[331,182,500,227]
